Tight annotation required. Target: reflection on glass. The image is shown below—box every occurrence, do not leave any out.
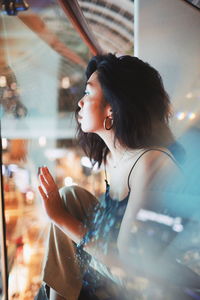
[3,1,200,299]
[2,137,105,298]
[0,1,104,298]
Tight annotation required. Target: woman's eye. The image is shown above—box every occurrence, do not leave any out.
[84,90,90,95]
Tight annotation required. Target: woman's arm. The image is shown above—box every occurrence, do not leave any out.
[117,150,182,255]
[115,150,187,283]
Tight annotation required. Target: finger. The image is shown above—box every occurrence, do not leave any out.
[41,167,55,186]
[45,167,56,185]
[39,174,49,191]
[38,185,48,201]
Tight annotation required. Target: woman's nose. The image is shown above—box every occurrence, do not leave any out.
[78,98,84,108]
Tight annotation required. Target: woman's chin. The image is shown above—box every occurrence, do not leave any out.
[81,126,96,134]
[81,125,90,133]
[80,123,98,133]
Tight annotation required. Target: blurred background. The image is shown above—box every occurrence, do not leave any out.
[0,0,200,299]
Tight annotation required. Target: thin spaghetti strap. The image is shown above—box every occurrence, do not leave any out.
[127,148,178,191]
[104,165,108,183]
[103,157,109,185]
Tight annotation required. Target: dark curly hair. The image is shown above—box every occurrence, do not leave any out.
[75,53,176,167]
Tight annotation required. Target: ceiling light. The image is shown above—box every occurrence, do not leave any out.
[38,136,47,147]
[61,77,70,89]
[2,137,8,149]
[186,92,193,99]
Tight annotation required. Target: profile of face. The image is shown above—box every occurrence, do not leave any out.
[78,72,112,133]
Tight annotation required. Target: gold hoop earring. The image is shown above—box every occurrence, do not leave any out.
[103,116,113,130]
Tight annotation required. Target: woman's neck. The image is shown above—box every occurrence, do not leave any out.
[98,130,141,167]
[98,130,126,161]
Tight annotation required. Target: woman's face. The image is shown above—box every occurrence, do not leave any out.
[78,72,111,133]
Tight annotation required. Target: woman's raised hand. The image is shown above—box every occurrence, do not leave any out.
[38,166,64,222]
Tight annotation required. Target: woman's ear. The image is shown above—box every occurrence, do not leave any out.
[106,105,113,118]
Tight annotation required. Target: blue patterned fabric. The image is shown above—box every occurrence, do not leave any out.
[77,181,129,300]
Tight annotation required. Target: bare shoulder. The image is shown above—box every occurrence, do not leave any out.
[129,148,182,190]
[137,148,180,170]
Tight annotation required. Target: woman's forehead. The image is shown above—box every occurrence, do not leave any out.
[87,71,99,86]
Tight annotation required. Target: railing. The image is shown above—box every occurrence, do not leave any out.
[57,0,103,55]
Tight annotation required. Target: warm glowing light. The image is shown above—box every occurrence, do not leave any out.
[9,265,28,294]
[38,136,47,147]
[64,176,73,186]
[5,214,10,223]
[2,165,5,175]
[176,112,186,120]
[2,137,8,149]
[188,112,196,120]
[0,76,7,87]
[61,77,70,89]
[186,92,193,99]
[81,156,93,168]
[23,243,33,264]
[26,191,34,203]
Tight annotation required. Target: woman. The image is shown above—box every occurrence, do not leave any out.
[38,54,195,300]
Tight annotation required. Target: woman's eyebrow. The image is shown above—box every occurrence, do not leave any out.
[86,81,93,86]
